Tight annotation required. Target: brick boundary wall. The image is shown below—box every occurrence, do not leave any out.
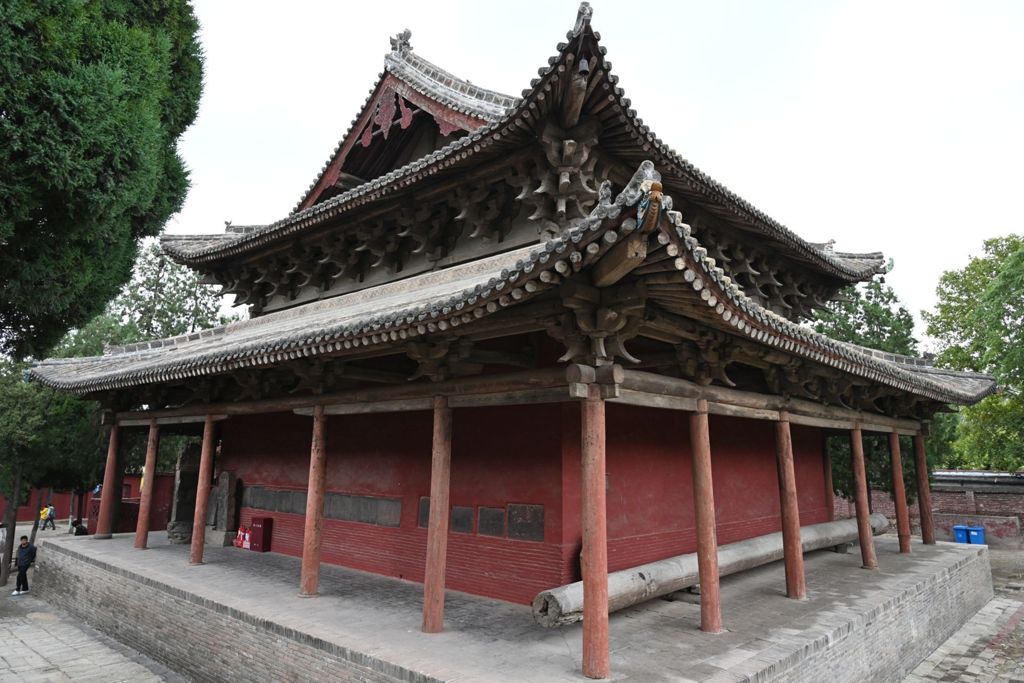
[34,539,992,683]
[833,477,1024,547]
[772,545,993,683]
[34,542,440,683]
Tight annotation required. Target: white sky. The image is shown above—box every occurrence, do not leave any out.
[169,1,1024,347]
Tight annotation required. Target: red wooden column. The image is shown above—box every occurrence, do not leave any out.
[914,432,936,545]
[690,399,723,633]
[775,412,806,599]
[889,431,912,554]
[134,419,160,549]
[422,396,453,634]
[581,385,609,679]
[849,425,878,569]
[94,423,120,539]
[300,405,328,597]
[189,415,216,565]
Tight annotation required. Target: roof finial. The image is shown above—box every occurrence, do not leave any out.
[390,29,412,55]
[573,2,593,37]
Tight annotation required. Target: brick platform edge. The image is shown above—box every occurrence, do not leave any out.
[34,542,439,683]
[774,546,994,683]
[33,539,993,683]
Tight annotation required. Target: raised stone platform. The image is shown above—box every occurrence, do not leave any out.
[34,533,991,682]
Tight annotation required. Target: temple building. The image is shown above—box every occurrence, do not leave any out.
[32,4,995,679]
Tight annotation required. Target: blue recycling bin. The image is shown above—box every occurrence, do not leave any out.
[967,526,986,545]
[953,525,969,543]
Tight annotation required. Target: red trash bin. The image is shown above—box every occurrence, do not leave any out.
[250,517,273,552]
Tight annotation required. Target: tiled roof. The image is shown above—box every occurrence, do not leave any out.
[35,162,994,406]
[161,4,885,284]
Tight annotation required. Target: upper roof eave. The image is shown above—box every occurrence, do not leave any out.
[163,3,887,283]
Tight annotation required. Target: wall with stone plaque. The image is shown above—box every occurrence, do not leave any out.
[216,403,831,604]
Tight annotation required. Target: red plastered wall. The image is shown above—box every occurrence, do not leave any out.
[0,489,76,523]
[224,405,564,605]
[564,405,830,576]
[223,403,830,605]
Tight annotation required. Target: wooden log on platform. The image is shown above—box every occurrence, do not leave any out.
[531,514,890,628]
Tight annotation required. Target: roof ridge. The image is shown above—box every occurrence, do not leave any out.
[383,38,518,118]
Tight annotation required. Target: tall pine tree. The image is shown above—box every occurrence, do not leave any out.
[0,0,203,358]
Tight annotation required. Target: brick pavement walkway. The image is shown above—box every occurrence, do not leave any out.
[904,548,1024,683]
[0,589,185,683]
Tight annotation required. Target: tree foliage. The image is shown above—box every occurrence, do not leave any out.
[0,0,202,359]
[924,235,1024,472]
[811,276,921,498]
[923,236,1024,375]
[1,243,235,520]
[55,242,240,358]
[811,277,917,355]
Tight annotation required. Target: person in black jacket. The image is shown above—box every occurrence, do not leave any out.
[12,536,35,595]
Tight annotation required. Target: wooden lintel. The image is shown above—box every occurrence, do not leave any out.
[786,413,913,435]
[117,414,229,428]
[295,399,434,417]
[785,412,854,431]
[866,424,919,437]
[609,389,697,412]
[448,387,570,408]
[292,387,574,416]
[618,370,922,432]
[706,402,778,422]
[115,368,569,422]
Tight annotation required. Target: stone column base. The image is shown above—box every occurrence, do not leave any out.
[206,529,236,547]
[166,521,191,545]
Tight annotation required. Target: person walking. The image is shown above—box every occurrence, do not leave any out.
[12,536,36,595]
[42,504,56,531]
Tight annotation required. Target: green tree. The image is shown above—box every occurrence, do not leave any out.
[812,277,922,501]
[923,236,1024,374]
[811,277,917,355]
[1,243,234,583]
[110,243,233,341]
[54,242,241,357]
[924,235,1024,471]
[0,0,203,359]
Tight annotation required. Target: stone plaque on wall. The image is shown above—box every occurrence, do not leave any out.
[508,503,544,542]
[478,507,505,537]
[242,486,401,528]
[418,497,430,528]
[450,506,473,534]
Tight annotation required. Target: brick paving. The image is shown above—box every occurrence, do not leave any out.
[0,588,184,683]
[905,548,1024,683]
